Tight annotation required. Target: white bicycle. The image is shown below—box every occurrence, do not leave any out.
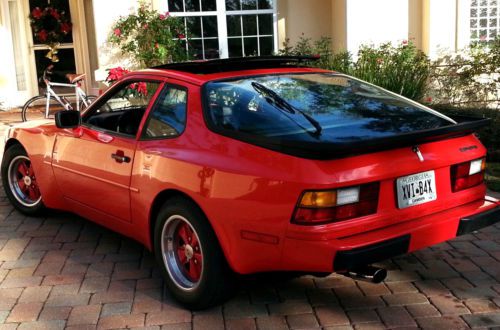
[21,66,97,122]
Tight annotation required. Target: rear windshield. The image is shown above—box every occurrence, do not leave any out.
[203,73,454,143]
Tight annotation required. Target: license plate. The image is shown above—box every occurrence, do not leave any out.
[396,170,437,209]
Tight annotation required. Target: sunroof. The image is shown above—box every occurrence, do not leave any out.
[152,56,320,74]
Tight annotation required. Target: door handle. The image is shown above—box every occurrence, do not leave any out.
[111,151,131,163]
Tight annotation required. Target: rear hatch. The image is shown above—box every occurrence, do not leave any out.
[202,72,489,159]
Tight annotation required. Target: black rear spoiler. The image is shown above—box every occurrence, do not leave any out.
[234,115,491,160]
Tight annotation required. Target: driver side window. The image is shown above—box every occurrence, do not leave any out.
[84,81,160,136]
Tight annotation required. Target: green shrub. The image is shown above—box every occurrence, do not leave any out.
[108,3,188,68]
[354,42,430,101]
[278,36,353,73]
[429,37,500,108]
[279,37,430,101]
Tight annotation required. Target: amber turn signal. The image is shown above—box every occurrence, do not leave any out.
[299,191,337,208]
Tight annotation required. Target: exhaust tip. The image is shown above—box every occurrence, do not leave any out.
[371,268,387,284]
[340,265,387,283]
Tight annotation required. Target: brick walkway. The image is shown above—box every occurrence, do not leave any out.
[0,112,499,329]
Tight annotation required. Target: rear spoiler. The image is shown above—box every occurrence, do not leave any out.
[248,115,491,159]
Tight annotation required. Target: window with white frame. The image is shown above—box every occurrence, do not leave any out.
[167,0,277,59]
[470,0,499,42]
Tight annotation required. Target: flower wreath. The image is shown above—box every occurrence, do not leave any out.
[29,6,72,62]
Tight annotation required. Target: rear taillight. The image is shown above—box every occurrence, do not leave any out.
[451,158,486,192]
[292,182,379,225]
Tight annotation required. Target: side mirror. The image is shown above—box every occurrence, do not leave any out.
[55,110,81,129]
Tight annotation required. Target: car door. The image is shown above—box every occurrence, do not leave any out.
[52,79,163,222]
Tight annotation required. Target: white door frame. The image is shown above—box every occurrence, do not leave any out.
[1,0,32,108]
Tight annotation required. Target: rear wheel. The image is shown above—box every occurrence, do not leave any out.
[1,145,45,215]
[21,95,61,122]
[79,95,98,111]
[154,197,235,309]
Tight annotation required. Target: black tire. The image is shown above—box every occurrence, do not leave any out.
[1,144,45,215]
[154,197,236,309]
[79,95,98,111]
[21,95,59,122]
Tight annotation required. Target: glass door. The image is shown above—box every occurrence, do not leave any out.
[28,0,77,95]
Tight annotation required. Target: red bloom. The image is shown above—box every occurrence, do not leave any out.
[49,8,60,20]
[177,33,185,39]
[37,29,48,42]
[425,96,432,103]
[135,82,148,96]
[155,42,159,49]
[60,22,72,34]
[114,28,122,37]
[31,7,43,19]
[143,23,149,29]
[402,39,408,45]
[106,67,129,83]
[159,12,169,20]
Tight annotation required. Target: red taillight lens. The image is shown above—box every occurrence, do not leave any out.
[451,158,486,192]
[293,182,379,225]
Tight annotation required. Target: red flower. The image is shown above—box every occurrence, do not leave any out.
[159,12,169,20]
[114,28,122,37]
[60,22,72,34]
[143,23,149,29]
[177,33,185,39]
[425,96,432,103]
[106,67,129,83]
[402,39,408,45]
[31,7,43,19]
[155,42,159,49]
[37,30,48,42]
[49,8,60,20]
[135,82,148,96]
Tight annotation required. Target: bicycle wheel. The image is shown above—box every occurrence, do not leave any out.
[79,95,98,111]
[22,95,62,122]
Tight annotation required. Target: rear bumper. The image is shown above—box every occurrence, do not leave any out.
[456,205,500,235]
[334,205,500,270]
[280,198,500,273]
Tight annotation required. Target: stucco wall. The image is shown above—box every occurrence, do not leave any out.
[278,0,333,47]
[91,0,147,80]
[346,0,409,55]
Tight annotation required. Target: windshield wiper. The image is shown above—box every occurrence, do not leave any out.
[251,81,322,136]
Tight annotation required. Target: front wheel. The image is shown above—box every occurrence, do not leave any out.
[154,197,235,309]
[21,95,60,122]
[1,145,45,215]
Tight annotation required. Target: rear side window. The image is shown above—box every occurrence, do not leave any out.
[203,73,453,143]
[143,85,187,138]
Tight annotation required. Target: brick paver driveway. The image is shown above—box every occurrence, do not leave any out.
[0,115,499,329]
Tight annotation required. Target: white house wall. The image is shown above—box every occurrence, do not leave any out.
[428,0,457,58]
[91,0,142,81]
[346,0,409,55]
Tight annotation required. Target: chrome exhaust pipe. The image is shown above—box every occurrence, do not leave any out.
[340,265,387,283]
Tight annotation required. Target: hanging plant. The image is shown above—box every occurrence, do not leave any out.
[29,6,72,62]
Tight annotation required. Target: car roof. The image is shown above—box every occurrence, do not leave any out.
[134,56,332,86]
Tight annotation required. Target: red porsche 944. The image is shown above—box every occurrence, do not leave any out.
[2,57,499,309]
